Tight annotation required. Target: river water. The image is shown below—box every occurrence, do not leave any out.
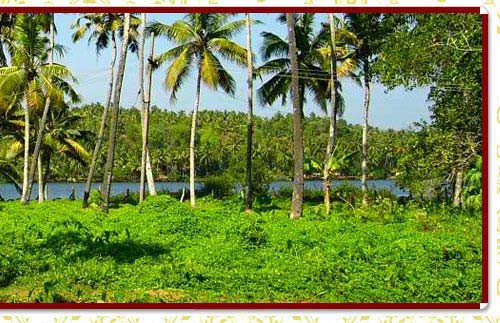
[0,179,407,201]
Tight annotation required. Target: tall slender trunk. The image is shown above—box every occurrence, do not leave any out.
[245,13,254,213]
[101,14,131,212]
[24,14,55,203]
[287,13,303,220]
[138,13,147,202]
[83,31,117,207]
[140,26,157,200]
[323,13,338,215]
[37,154,44,202]
[361,70,371,207]
[189,64,202,208]
[453,169,464,207]
[21,96,29,203]
[144,34,157,196]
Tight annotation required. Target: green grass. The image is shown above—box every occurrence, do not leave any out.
[0,195,482,303]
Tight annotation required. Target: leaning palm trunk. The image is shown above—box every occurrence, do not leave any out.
[21,97,30,203]
[24,14,55,203]
[189,65,202,207]
[245,13,254,212]
[287,13,303,220]
[101,13,131,212]
[37,154,44,202]
[25,96,51,202]
[323,13,338,215]
[83,31,117,207]
[361,71,371,207]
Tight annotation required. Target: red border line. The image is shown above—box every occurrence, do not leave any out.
[0,6,480,13]
[0,303,482,310]
[481,12,489,306]
[0,6,487,310]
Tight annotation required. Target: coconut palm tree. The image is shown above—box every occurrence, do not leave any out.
[71,13,139,207]
[0,14,76,203]
[149,13,247,207]
[25,13,57,203]
[244,13,254,212]
[256,14,329,114]
[344,13,385,206]
[319,14,359,214]
[41,106,91,195]
[138,13,157,201]
[101,13,131,212]
[286,13,303,219]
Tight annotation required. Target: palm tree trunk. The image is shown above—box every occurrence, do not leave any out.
[43,152,50,200]
[146,148,156,195]
[245,13,254,213]
[37,154,44,202]
[138,13,147,202]
[287,13,303,220]
[361,71,371,207]
[21,96,30,203]
[140,25,157,200]
[101,14,131,212]
[25,14,55,203]
[323,13,338,215]
[83,31,117,207]
[453,169,464,207]
[144,34,157,197]
[190,64,202,208]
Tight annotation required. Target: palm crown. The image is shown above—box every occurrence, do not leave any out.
[0,14,77,110]
[149,13,248,101]
[256,13,358,114]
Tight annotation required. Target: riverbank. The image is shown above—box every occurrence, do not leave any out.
[0,195,481,303]
[0,179,407,201]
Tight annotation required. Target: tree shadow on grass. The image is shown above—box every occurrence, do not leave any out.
[39,231,171,264]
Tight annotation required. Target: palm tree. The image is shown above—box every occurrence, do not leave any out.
[150,13,247,207]
[286,13,303,219]
[25,13,57,203]
[320,14,358,213]
[72,14,118,207]
[344,13,385,206]
[0,14,75,203]
[323,13,338,214]
[39,104,91,199]
[101,13,131,212]
[256,14,329,114]
[244,13,254,212]
[138,13,157,201]
[71,13,130,207]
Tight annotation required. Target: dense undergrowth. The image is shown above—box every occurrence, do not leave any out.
[0,194,481,303]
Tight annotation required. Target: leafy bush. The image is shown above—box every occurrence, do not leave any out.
[201,175,235,199]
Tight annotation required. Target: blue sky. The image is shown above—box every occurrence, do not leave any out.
[55,13,430,130]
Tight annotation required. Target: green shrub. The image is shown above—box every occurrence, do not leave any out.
[202,175,235,199]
